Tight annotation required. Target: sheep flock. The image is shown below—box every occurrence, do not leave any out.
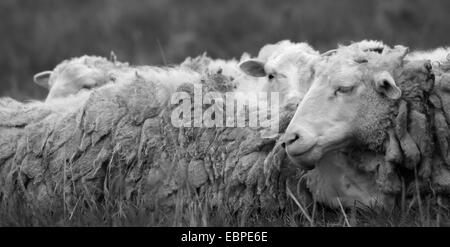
[1,40,450,226]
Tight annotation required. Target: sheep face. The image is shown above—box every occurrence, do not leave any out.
[46,63,109,101]
[239,58,302,103]
[33,56,116,101]
[281,46,407,168]
[239,41,320,105]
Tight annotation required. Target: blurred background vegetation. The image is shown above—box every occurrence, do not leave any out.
[1,0,449,100]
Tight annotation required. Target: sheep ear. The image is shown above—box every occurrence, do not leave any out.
[321,49,337,57]
[33,71,52,89]
[239,59,266,77]
[375,71,401,100]
[387,45,409,65]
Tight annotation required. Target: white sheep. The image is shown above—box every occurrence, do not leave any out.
[33,55,129,102]
[406,47,450,64]
[181,52,251,79]
[238,40,321,105]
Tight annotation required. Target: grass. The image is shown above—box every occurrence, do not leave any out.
[1,159,448,227]
[1,185,449,227]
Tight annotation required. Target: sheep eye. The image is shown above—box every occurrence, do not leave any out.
[335,86,354,95]
[268,74,275,80]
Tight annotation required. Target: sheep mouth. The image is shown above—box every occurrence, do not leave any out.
[286,140,351,169]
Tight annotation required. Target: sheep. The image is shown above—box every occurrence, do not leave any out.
[406,47,450,64]
[33,55,131,102]
[281,42,441,208]
[181,52,251,79]
[280,41,445,209]
[238,40,321,105]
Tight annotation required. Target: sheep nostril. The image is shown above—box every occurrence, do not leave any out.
[282,133,300,149]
